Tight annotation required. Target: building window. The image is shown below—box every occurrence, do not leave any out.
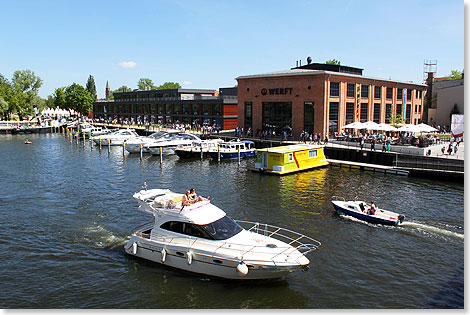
[288,153,293,162]
[361,85,369,98]
[374,86,381,99]
[157,104,163,115]
[407,89,412,101]
[192,104,199,115]
[244,102,252,132]
[373,103,380,123]
[182,104,190,115]
[396,103,402,117]
[262,102,292,136]
[405,104,411,123]
[347,84,355,98]
[330,82,339,97]
[360,103,368,122]
[346,102,354,123]
[304,102,315,134]
[385,104,392,123]
[386,87,393,100]
[309,150,318,158]
[329,102,339,135]
[397,88,403,100]
[202,104,210,116]
[213,103,221,116]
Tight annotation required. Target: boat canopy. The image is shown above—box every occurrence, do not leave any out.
[133,188,226,225]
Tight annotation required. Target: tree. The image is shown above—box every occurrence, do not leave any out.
[53,87,67,109]
[386,106,402,127]
[10,70,43,120]
[65,83,94,116]
[86,75,97,99]
[445,70,463,80]
[157,82,181,89]
[0,74,12,119]
[137,78,155,90]
[325,59,340,65]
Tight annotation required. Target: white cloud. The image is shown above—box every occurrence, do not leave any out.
[118,61,137,69]
[183,81,192,85]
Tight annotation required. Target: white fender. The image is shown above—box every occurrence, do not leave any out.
[187,251,193,265]
[161,248,167,263]
[236,262,249,275]
[131,242,137,255]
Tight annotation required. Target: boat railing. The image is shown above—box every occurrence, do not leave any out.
[130,221,154,238]
[331,195,346,201]
[235,220,321,256]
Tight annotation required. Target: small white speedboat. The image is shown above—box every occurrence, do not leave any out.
[92,129,139,146]
[125,186,321,279]
[331,197,405,226]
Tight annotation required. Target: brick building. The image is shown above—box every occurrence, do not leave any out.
[236,63,427,138]
[93,87,238,129]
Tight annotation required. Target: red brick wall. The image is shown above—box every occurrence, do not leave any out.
[237,73,426,137]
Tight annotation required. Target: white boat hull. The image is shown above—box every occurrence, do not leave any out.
[124,236,303,280]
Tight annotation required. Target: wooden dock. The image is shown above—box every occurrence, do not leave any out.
[327,159,409,176]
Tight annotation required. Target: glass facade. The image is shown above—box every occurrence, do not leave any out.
[360,103,368,122]
[262,102,292,136]
[373,103,380,122]
[244,102,252,132]
[304,102,315,134]
[329,102,339,135]
[346,102,354,124]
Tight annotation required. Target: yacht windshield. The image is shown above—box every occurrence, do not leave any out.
[199,215,243,240]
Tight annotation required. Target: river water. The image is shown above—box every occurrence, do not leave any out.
[0,133,464,309]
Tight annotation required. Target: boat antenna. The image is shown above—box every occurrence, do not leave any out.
[142,182,148,191]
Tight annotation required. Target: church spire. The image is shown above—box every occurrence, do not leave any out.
[105,81,110,98]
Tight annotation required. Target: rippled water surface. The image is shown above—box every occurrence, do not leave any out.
[0,134,464,308]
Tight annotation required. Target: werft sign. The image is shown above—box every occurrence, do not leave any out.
[261,88,293,95]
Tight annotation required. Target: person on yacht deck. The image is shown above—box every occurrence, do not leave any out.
[189,188,210,203]
[182,191,194,206]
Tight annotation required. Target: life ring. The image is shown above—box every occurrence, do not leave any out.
[161,248,167,263]
[187,251,193,265]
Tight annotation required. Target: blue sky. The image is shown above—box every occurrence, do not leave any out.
[1,0,464,99]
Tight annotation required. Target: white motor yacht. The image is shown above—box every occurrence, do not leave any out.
[125,131,176,154]
[146,132,202,155]
[92,129,139,146]
[124,187,321,279]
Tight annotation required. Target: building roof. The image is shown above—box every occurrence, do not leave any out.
[236,69,427,87]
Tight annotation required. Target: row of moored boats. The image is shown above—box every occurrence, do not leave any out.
[75,124,255,159]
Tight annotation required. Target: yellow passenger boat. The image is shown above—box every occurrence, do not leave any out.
[252,144,329,175]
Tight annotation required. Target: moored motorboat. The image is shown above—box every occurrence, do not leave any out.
[92,129,139,146]
[331,197,405,226]
[124,131,170,153]
[125,186,321,279]
[175,139,223,159]
[146,132,202,155]
[207,140,255,160]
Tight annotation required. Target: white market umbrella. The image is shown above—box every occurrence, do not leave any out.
[376,123,398,131]
[416,123,438,133]
[397,124,420,133]
[342,121,365,129]
[361,121,380,130]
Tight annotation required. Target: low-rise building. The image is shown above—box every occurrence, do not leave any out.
[236,63,427,138]
[93,87,238,129]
